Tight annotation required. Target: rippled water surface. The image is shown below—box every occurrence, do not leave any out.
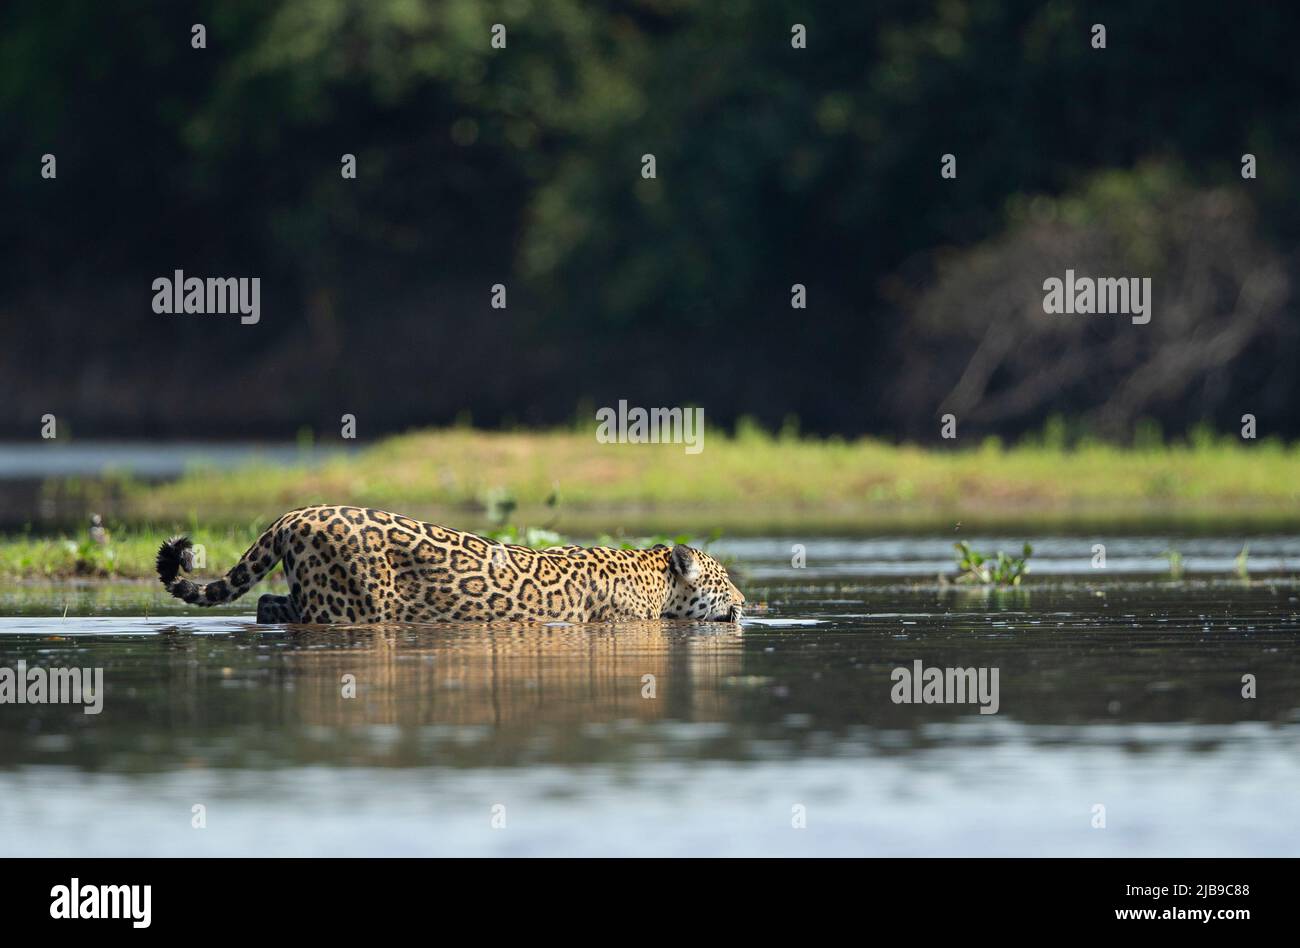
[1,535,1298,856]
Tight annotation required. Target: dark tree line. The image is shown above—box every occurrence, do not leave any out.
[3,0,1299,441]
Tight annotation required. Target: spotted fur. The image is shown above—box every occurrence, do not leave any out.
[156,505,745,625]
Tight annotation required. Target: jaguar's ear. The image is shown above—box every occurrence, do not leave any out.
[670,544,701,584]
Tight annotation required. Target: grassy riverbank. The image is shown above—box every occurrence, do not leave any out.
[118,425,1299,529]
[0,527,263,581]
[4,425,1299,579]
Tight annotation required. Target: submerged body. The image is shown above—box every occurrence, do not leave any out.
[156,505,744,625]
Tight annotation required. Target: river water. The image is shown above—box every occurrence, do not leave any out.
[1,534,1297,856]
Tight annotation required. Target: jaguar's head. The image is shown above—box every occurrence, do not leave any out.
[661,544,745,622]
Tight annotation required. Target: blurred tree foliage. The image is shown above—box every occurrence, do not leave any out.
[3,0,1299,439]
[896,162,1293,437]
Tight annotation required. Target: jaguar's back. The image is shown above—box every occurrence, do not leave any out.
[156,505,744,625]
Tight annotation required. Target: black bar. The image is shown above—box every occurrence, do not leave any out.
[3,857,1280,934]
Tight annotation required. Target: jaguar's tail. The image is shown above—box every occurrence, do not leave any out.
[156,519,285,607]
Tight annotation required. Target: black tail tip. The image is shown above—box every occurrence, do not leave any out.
[156,535,193,586]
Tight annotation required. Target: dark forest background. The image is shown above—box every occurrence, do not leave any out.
[2,0,1298,442]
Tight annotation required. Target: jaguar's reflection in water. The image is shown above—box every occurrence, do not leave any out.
[196,620,746,732]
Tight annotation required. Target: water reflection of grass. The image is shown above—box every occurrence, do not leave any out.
[0,578,247,615]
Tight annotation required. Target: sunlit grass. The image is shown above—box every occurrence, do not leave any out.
[0,526,262,581]
[119,424,1299,520]
[2,417,1297,580]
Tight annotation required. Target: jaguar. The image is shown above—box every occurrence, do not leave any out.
[155,505,745,625]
